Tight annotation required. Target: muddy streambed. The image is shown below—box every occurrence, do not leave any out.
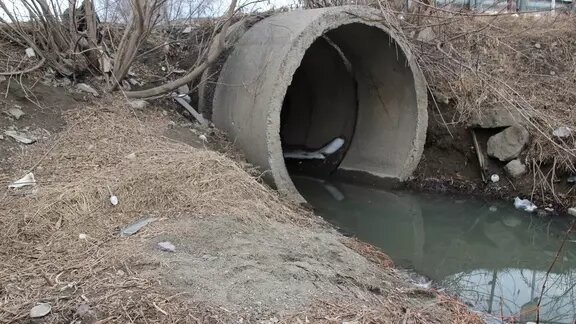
[293,176,576,324]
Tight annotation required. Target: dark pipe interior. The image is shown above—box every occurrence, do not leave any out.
[280,36,359,178]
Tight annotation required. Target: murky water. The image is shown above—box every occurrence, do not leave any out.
[293,176,576,324]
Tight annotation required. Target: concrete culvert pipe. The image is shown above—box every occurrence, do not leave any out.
[213,6,428,203]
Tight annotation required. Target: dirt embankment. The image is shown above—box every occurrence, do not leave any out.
[406,14,576,213]
[0,82,477,323]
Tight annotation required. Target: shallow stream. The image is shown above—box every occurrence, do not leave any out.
[293,176,576,324]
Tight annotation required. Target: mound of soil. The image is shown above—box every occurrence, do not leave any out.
[0,87,477,323]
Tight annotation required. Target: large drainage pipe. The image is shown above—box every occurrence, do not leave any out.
[213,6,428,203]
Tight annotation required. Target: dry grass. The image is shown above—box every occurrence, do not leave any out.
[0,97,305,323]
[373,4,575,203]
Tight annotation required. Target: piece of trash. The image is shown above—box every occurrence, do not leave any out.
[8,172,36,189]
[514,197,537,213]
[534,43,541,49]
[490,174,500,183]
[30,303,51,318]
[199,134,207,142]
[414,281,432,289]
[321,138,345,155]
[567,175,576,184]
[284,137,344,160]
[78,233,88,240]
[489,206,498,212]
[25,47,35,57]
[7,107,24,120]
[126,152,136,160]
[110,195,118,206]
[76,83,99,97]
[158,241,176,252]
[568,207,576,217]
[120,217,156,237]
[4,130,36,144]
[553,126,571,138]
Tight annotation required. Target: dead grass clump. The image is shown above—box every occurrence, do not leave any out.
[402,11,576,202]
[0,97,306,322]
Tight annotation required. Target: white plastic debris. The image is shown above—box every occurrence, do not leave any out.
[78,233,88,240]
[4,130,36,144]
[120,217,156,237]
[110,195,119,206]
[158,241,176,252]
[320,138,345,155]
[490,174,500,183]
[126,152,136,160]
[568,207,576,217]
[514,197,537,213]
[199,134,208,142]
[553,126,571,138]
[30,303,51,318]
[284,137,345,160]
[8,172,36,189]
[489,206,498,212]
[25,47,35,58]
[414,281,432,289]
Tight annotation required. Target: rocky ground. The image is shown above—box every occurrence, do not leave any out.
[0,80,478,323]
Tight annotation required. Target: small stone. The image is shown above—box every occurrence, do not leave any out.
[568,207,576,217]
[534,43,541,49]
[129,100,148,109]
[417,27,435,42]
[553,126,571,138]
[126,152,136,160]
[489,206,498,212]
[158,241,175,252]
[550,71,556,76]
[469,107,520,128]
[487,125,530,162]
[30,303,51,318]
[0,75,6,82]
[505,159,527,178]
[76,83,99,97]
[7,107,24,120]
[182,26,192,34]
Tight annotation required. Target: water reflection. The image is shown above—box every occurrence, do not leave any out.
[293,176,576,323]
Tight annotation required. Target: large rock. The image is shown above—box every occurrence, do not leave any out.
[469,107,520,128]
[487,125,529,161]
[505,159,527,178]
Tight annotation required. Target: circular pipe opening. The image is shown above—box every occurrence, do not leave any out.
[213,7,427,203]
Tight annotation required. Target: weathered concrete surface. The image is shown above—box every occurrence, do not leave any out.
[213,6,428,202]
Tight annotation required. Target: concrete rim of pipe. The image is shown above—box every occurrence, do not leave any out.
[213,6,428,203]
